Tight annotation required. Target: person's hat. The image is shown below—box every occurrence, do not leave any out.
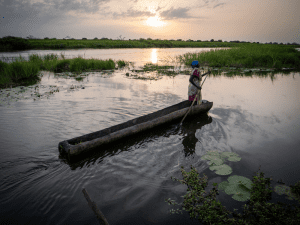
[191,60,199,68]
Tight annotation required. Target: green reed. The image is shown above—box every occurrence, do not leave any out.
[177,43,300,69]
[0,53,116,88]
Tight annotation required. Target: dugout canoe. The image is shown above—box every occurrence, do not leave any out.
[58,100,213,161]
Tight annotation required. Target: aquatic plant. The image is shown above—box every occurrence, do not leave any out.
[177,44,300,69]
[218,175,253,201]
[116,60,127,68]
[166,166,300,224]
[200,150,241,175]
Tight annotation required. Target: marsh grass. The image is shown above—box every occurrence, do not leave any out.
[0,53,117,88]
[177,44,300,70]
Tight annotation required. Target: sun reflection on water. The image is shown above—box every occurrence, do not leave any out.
[151,49,158,64]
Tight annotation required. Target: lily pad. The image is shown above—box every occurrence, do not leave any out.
[227,156,242,162]
[220,152,241,162]
[201,154,217,161]
[274,184,300,201]
[218,175,253,202]
[209,164,232,175]
[224,183,245,195]
[228,175,253,190]
[218,181,230,191]
[209,157,224,166]
[232,191,250,201]
[274,184,290,195]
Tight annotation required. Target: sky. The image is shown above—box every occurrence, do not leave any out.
[0,0,299,44]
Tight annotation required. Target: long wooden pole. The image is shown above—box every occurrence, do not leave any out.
[82,188,110,225]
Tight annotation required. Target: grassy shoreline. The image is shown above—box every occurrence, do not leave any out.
[1,36,299,52]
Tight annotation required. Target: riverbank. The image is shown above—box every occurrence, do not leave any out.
[1,36,299,52]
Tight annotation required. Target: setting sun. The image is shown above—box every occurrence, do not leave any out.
[146,16,166,27]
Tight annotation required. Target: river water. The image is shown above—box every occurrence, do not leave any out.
[0,48,300,225]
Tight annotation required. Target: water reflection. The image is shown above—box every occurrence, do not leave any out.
[0,47,300,224]
[151,49,158,64]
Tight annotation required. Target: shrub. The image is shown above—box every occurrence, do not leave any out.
[44,37,49,39]
[166,166,300,225]
[210,39,214,42]
[94,37,98,40]
[0,36,32,50]
[82,38,87,40]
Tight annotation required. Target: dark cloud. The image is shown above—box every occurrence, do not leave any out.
[159,7,193,20]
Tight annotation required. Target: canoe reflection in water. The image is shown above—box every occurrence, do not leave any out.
[58,100,213,163]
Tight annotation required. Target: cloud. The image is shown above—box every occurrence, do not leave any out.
[159,7,193,20]
[1,0,111,15]
[112,8,154,19]
[195,0,226,9]
[213,3,225,8]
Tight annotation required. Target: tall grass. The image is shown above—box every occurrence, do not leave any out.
[0,53,116,88]
[177,44,300,69]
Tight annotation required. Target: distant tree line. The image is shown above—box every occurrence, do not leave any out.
[0,35,299,51]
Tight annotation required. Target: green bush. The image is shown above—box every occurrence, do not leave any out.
[166,166,300,225]
[0,36,32,50]
[54,59,72,73]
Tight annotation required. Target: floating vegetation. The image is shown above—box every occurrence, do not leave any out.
[0,82,85,107]
[125,73,161,80]
[201,150,241,175]
[124,62,194,80]
[274,184,300,201]
[218,175,253,202]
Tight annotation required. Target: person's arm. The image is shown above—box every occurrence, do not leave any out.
[189,75,201,90]
[201,70,212,77]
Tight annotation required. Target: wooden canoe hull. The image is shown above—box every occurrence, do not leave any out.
[58,100,213,161]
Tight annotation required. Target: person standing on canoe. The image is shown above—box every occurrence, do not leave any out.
[188,60,211,106]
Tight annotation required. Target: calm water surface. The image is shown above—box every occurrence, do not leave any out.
[0,48,300,225]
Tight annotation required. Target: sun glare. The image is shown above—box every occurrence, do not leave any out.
[146,16,166,27]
